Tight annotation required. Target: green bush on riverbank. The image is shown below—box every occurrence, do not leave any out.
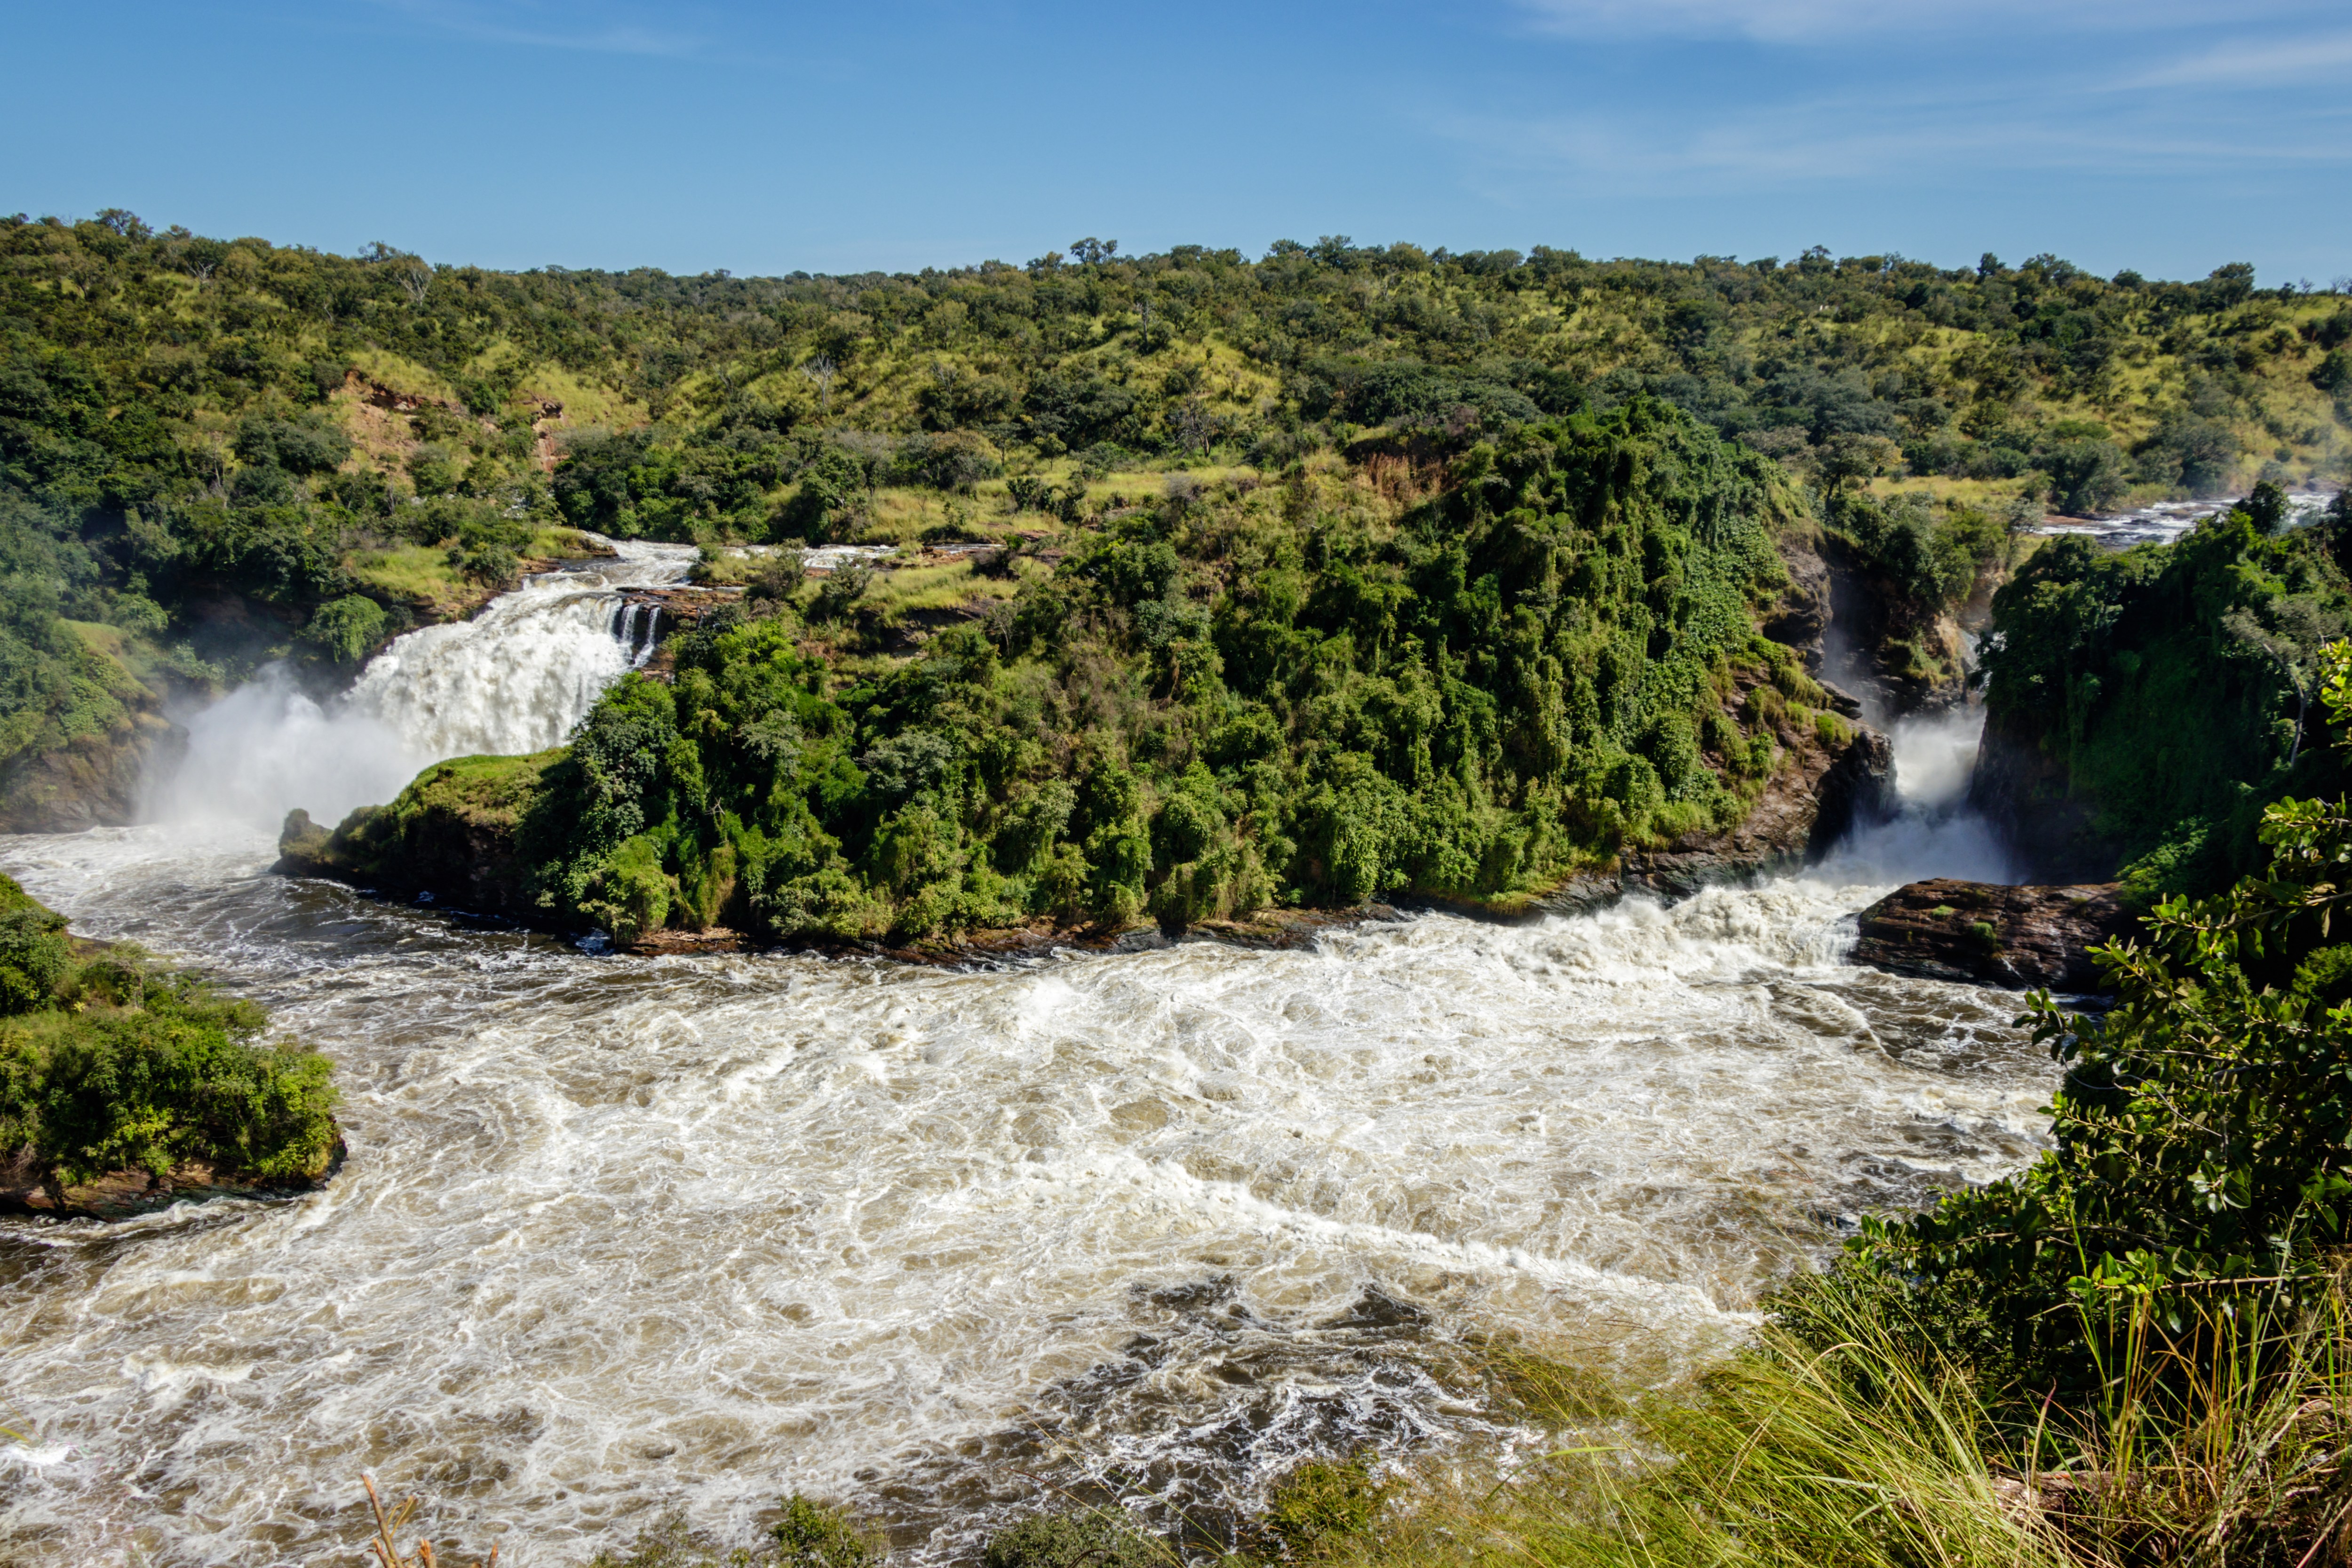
[0,872,337,1194]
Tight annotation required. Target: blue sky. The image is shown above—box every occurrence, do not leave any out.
[6,0,2348,284]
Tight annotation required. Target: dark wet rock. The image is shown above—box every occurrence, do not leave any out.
[1317,1285,1430,1331]
[1851,878,2136,991]
[1763,528,1832,666]
[276,751,561,923]
[1968,708,2123,883]
[0,1130,347,1222]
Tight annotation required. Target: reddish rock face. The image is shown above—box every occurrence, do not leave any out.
[1851,878,2137,991]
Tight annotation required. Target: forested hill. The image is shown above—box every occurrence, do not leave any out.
[4,208,2350,829]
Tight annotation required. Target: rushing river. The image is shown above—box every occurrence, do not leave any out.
[0,557,2054,1568]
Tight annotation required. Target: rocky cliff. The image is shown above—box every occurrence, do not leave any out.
[1968,707,2123,883]
[277,750,562,921]
[1850,877,2136,990]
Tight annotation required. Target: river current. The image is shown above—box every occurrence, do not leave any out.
[0,556,2051,1568]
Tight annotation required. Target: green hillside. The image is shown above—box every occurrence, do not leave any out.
[4,210,2347,827]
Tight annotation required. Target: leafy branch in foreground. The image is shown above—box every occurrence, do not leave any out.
[1856,638,2352,1400]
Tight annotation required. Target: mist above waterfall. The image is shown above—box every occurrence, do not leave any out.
[1811,705,2019,887]
[149,540,698,831]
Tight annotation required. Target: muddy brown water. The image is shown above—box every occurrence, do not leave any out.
[0,820,2049,1567]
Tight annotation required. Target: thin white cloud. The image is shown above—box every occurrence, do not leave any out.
[1431,72,2352,197]
[2130,30,2352,85]
[1512,0,2265,43]
[363,0,708,57]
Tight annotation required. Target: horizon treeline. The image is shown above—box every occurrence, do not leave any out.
[4,208,2349,812]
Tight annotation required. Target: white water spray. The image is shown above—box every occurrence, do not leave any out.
[0,822,2051,1567]
[1811,705,2018,887]
[152,540,698,829]
[0,549,2066,1565]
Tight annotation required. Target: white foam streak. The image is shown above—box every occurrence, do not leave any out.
[1,549,2062,1563]
[0,822,2052,1566]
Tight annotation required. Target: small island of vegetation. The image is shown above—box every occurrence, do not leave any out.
[0,871,339,1219]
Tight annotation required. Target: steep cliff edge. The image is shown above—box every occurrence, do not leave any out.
[1967,705,2125,883]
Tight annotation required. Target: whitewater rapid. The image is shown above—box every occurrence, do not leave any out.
[0,589,2048,1566]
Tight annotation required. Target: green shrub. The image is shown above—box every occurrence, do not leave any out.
[1264,1453,1389,1556]
[980,1511,1164,1568]
[300,594,389,664]
[1859,642,2352,1394]
[0,875,339,1188]
[770,1496,874,1568]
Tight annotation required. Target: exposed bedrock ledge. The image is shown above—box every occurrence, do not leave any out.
[1850,878,2136,991]
[0,1130,348,1223]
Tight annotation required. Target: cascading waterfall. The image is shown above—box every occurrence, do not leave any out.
[606,601,665,668]
[1,588,2058,1568]
[151,539,698,829]
[1814,702,2018,886]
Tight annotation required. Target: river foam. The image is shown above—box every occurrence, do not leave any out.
[0,822,2048,1567]
[0,560,2052,1565]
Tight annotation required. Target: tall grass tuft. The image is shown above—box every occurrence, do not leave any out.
[1305,1268,2352,1568]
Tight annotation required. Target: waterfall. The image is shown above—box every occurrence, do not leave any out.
[152,539,698,830]
[1811,705,2019,886]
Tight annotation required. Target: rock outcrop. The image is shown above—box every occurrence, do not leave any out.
[277,750,561,922]
[1968,707,2122,883]
[1762,527,1833,667]
[0,1134,348,1222]
[1850,877,2137,990]
[0,708,182,833]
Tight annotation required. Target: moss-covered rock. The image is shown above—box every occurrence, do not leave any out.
[278,750,564,921]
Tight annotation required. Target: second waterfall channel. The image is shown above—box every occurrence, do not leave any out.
[0,551,2054,1567]
[153,537,699,830]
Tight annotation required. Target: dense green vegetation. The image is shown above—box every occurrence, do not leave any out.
[1978,483,2352,893]
[1855,653,2352,1376]
[0,872,337,1197]
[6,210,2346,816]
[298,400,1880,942]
